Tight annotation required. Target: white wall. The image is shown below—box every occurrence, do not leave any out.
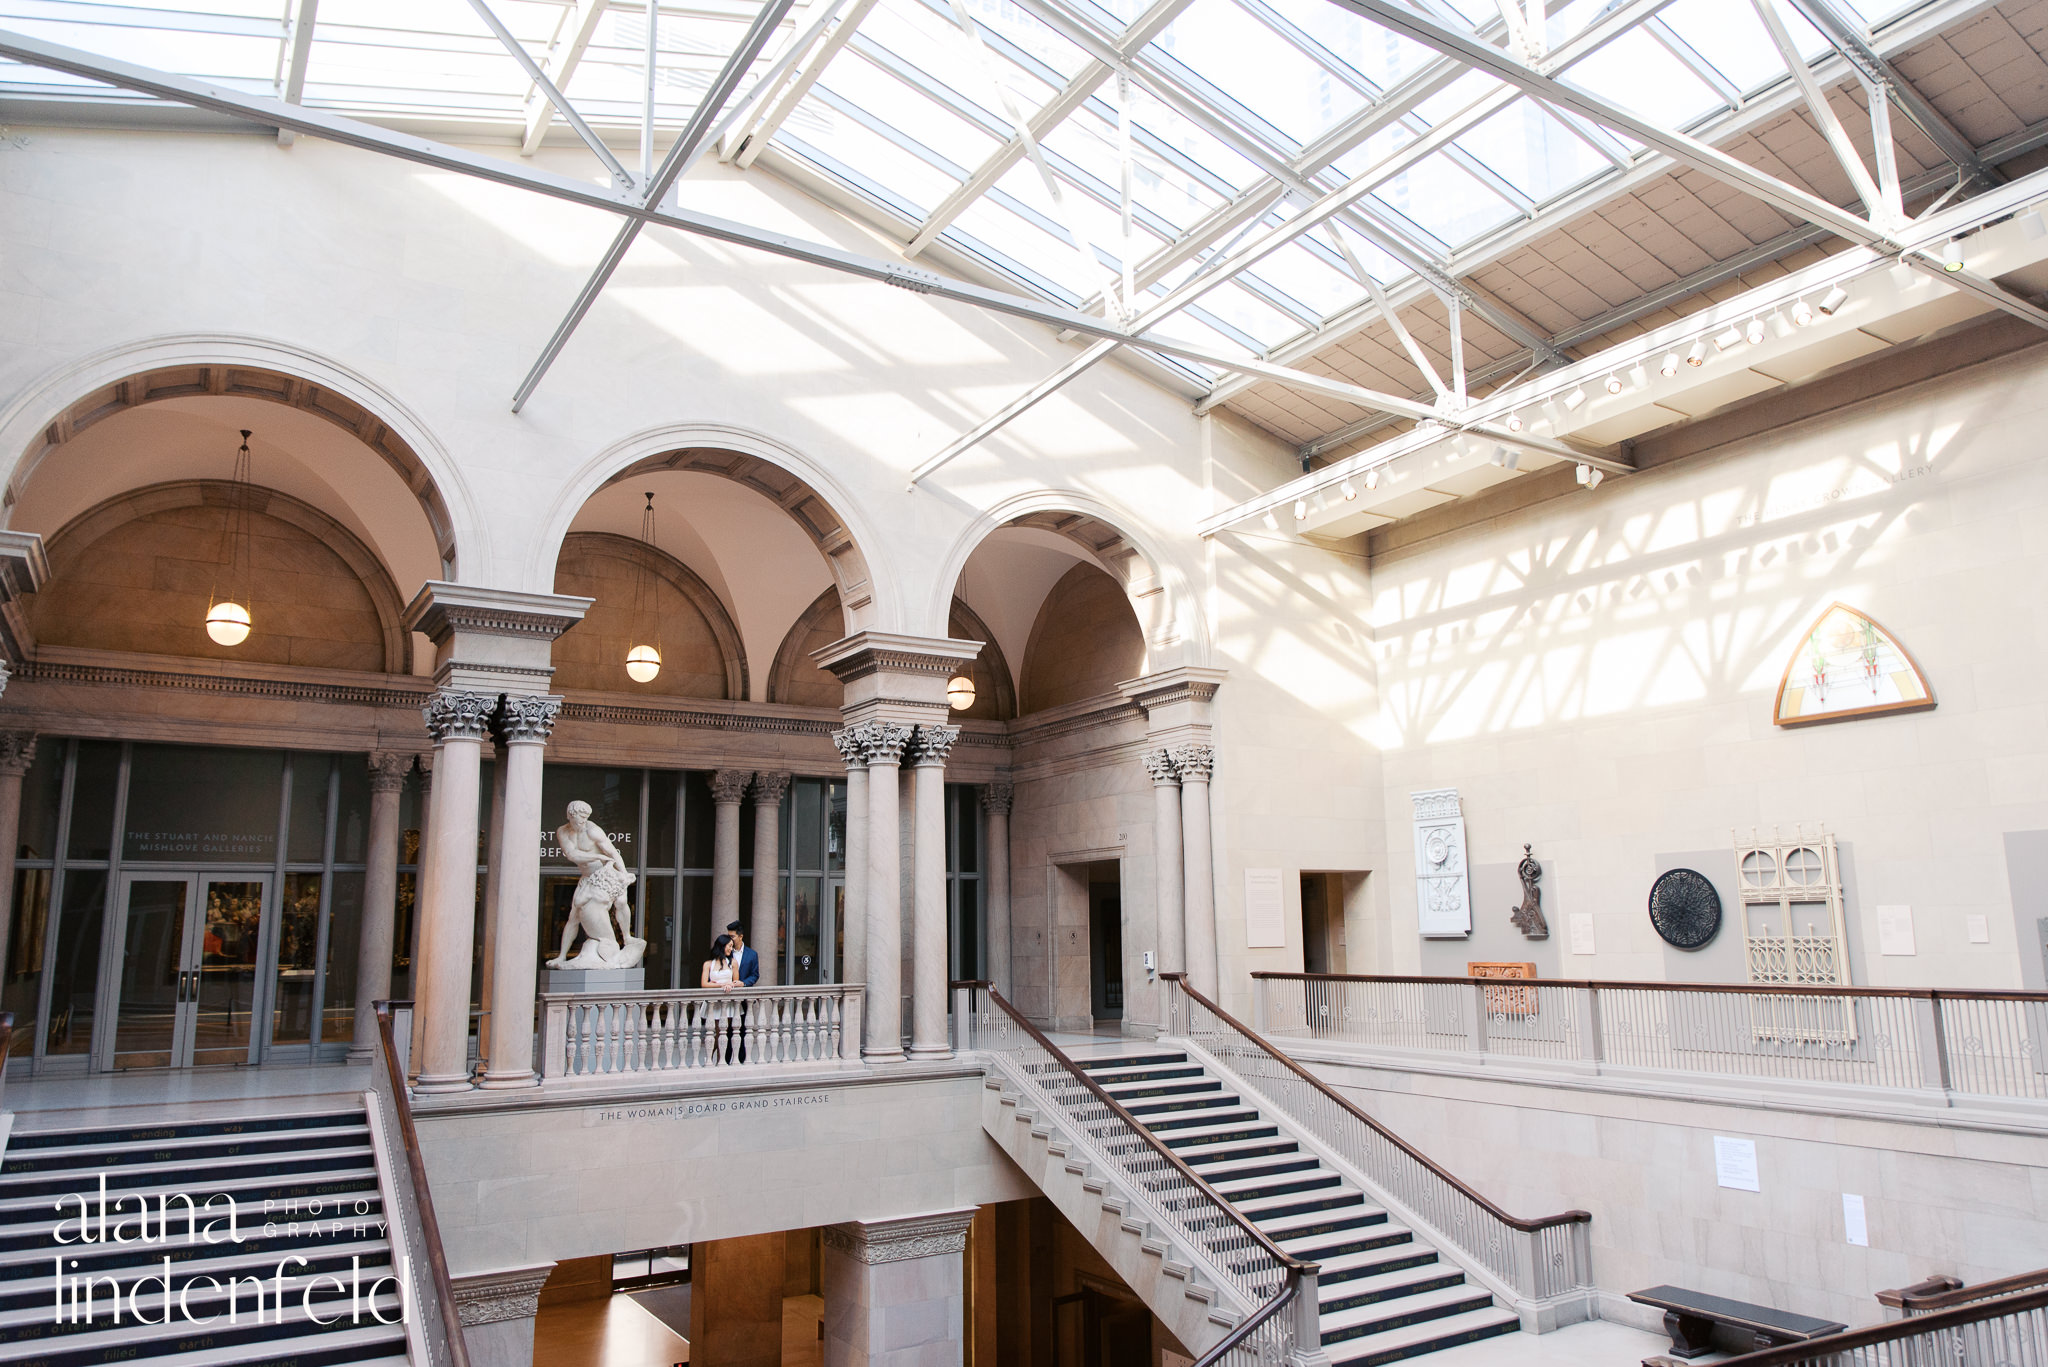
[1368,345,2048,988]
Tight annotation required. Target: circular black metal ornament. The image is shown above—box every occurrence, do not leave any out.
[1648,868,1721,949]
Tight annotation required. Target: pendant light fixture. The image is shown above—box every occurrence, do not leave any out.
[946,674,977,711]
[205,429,255,647]
[625,491,662,684]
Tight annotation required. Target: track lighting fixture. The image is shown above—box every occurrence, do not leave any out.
[1745,316,1766,345]
[1628,363,1648,389]
[1364,467,1380,490]
[2024,209,2048,242]
[1660,352,1681,378]
[1604,373,1624,395]
[1942,238,1964,272]
[1714,325,1743,352]
[1502,448,1519,470]
[1488,444,1506,467]
[1293,498,1307,520]
[1575,462,1590,485]
[1818,285,1848,316]
[1771,310,1795,339]
[1341,478,1357,500]
[1587,467,1604,488]
[1686,340,1707,367]
[1562,385,1587,410]
[1791,298,1814,326]
[1505,410,1523,432]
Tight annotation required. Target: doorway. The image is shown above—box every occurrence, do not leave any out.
[109,872,271,1069]
[1299,871,1365,976]
[1087,863,1122,1023]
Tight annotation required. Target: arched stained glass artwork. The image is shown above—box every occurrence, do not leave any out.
[1773,603,1934,728]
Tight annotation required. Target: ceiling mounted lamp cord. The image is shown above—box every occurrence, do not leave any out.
[205,428,255,647]
[626,491,663,684]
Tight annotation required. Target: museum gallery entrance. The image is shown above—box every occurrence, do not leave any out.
[110,872,271,1069]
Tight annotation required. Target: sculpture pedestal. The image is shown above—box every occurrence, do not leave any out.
[542,967,645,994]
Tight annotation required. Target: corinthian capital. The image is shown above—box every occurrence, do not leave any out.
[980,781,1014,816]
[1141,749,1180,786]
[496,694,563,746]
[1169,743,1215,782]
[0,731,35,777]
[751,771,792,806]
[831,728,868,771]
[849,721,914,767]
[368,751,412,794]
[423,689,495,744]
[909,723,960,768]
[711,768,753,805]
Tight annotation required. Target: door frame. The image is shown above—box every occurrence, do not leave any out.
[98,868,277,1071]
[101,870,198,1071]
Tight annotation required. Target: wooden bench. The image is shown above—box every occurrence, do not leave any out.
[1629,1284,1848,1359]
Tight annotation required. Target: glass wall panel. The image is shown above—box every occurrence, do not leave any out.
[680,874,715,983]
[793,784,823,871]
[640,875,674,991]
[392,871,418,1001]
[3,869,49,1055]
[682,772,714,869]
[19,737,63,860]
[68,742,120,861]
[287,755,332,863]
[194,877,263,1066]
[322,871,363,1045]
[47,870,107,1055]
[333,755,371,865]
[124,744,282,863]
[647,771,678,869]
[790,875,822,984]
[828,786,846,875]
[273,872,323,1046]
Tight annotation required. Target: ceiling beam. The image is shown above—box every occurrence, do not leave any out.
[520,0,607,157]
[467,0,631,188]
[727,0,872,169]
[274,0,317,149]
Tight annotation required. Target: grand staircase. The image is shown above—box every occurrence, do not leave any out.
[0,1106,410,1367]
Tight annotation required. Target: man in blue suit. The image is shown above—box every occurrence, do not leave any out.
[728,921,759,1061]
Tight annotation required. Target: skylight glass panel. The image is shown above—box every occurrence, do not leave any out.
[1366,151,1517,252]
[1134,303,1253,365]
[983,155,1143,283]
[1147,0,1371,149]
[1119,81,1265,192]
[817,49,1005,175]
[1657,0,1832,97]
[943,0,1092,83]
[1557,26,1724,129]
[1251,0,1434,92]
[1238,240,1369,320]
[1,9,279,89]
[1172,279,1308,348]
[949,194,1097,299]
[1412,67,1506,128]
[853,2,1022,130]
[1038,107,1229,232]
[1453,99,1610,204]
[780,98,964,218]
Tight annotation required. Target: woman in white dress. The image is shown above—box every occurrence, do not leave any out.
[701,934,738,1062]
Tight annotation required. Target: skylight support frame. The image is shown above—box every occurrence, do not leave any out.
[726,0,870,170]
[1751,0,1889,226]
[520,0,607,157]
[466,0,633,190]
[274,0,317,149]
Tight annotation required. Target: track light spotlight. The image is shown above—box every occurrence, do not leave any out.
[1818,285,1848,316]
[1505,410,1523,432]
[1745,316,1766,345]
[1686,340,1707,367]
[1341,478,1357,500]
[1562,385,1587,410]
[1942,238,1964,272]
[1293,498,1307,520]
[1659,352,1681,378]
[1489,444,1506,467]
[1604,373,1624,395]
[1628,363,1648,389]
[1364,467,1380,490]
[1262,510,1280,531]
[1791,298,1814,326]
[1714,325,1743,352]
[1502,448,1519,470]
[1587,468,1604,488]
[1575,462,1591,486]
[1771,310,1795,339]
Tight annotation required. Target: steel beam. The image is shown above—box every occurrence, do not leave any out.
[520,0,607,157]
[730,0,871,169]
[1752,0,1885,223]
[467,0,631,188]
[274,0,318,149]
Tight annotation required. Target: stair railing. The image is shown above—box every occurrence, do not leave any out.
[1164,974,1593,1305]
[0,1011,11,1114]
[953,981,1320,1360]
[1712,1282,2048,1364]
[370,1000,473,1367]
[1878,1267,2048,1318]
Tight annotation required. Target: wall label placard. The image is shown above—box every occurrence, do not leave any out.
[1842,1193,1869,1246]
[1411,789,1472,938]
[1244,868,1286,949]
[1878,905,1917,956]
[1713,1136,1760,1192]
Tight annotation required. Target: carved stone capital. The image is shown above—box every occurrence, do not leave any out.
[0,730,34,777]
[980,781,1014,816]
[495,694,563,746]
[831,727,868,771]
[1141,748,1180,786]
[750,770,792,806]
[368,751,411,794]
[711,768,753,805]
[822,1208,975,1265]
[1169,743,1214,782]
[909,723,960,768]
[846,720,914,767]
[422,689,495,744]
[0,659,11,701]
[450,1264,554,1328]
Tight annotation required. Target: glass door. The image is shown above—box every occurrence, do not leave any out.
[110,874,195,1070]
[194,876,268,1066]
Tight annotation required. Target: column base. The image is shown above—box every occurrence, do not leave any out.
[861,1046,906,1064]
[345,1044,375,1065]
[413,1072,477,1094]
[476,1069,540,1090]
[907,1044,954,1060]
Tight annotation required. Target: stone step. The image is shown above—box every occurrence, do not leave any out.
[1325,1304,1521,1367]
[1319,1283,1501,1346]
[1232,1185,1365,1223]
[5,1112,366,1154]
[0,1148,378,1203]
[0,1241,396,1326]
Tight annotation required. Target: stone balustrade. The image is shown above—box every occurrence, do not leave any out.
[539,985,863,1081]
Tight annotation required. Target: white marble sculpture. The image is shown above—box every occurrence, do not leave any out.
[547,800,648,970]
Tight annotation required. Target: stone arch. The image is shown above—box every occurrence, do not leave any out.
[769,589,1018,720]
[37,479,408,672]
[0,335,477,578]
[536,424,892,630]
[931,490,1207,670]
[553,531,747,699]
[1019,563,1147,713]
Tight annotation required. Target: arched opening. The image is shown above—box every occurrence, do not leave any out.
[552,532,746,699]
[767,588,1016,720]
[1019,563,1146,714]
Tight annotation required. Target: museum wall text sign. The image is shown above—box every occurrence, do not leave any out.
[596,1091,837,1122]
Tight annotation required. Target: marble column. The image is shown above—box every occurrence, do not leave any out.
[981,782,1012,997]
[749,771,791,986]
[1173,743,1218,999]
[349,751,410,1063]
[406,754,434,1078]
[831,730,869,994]
[0,732,35,980]
[414,688,493,1094]
[479,695,559,1089]
[822,1209,976,1367]
[909,724,958,1059]
[710,768,750,937]
[476,733,510,1068]
[856,722,912,1062]
[1144,749,1185,978]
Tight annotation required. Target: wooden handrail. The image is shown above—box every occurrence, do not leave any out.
[1878,1268,2048,1310]
[1168,974,1590,1233]
[1190,1267,1304,1367]
[952,980,1315,1279]
[1713,1285,2048,1364]
[1253,970,2048,1004]
[372,1000,473,1367]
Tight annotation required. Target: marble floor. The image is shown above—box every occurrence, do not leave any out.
[1427,1319,1695,1365]
[2,1060,371,1131]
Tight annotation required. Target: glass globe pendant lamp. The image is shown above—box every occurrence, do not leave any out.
[626,491,662,683]
[947,674,976,711]
[205,429,256,646]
